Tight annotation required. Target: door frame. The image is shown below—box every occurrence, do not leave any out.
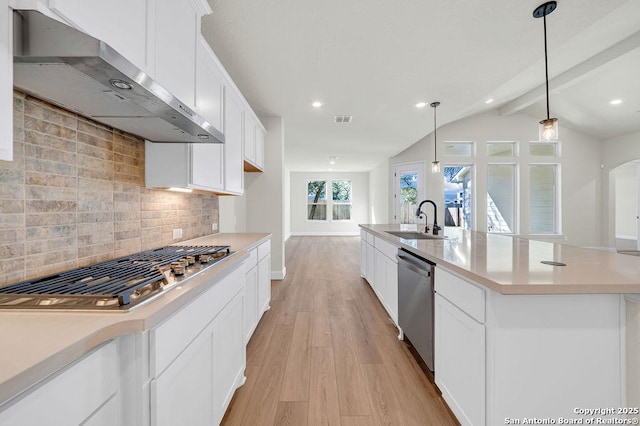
[393,161,425,224]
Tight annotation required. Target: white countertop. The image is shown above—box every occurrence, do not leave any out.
[0,233,270,407]
[361,224,640,295]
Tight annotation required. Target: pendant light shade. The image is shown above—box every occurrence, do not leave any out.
[431,101,441,173]
[534,1,558,142]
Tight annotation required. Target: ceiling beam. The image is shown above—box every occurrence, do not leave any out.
[499,30,640,116]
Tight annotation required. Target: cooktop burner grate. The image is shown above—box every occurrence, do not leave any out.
[0,245,231,310]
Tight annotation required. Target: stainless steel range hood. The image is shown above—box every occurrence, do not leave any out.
[13,10,224,144]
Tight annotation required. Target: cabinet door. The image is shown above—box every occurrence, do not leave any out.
[213,291,245,424]
[195,37,224,133]
[360,238,367,278]
[257,255,271,315]
[255,127,265,169]
[0,5,12,161]
[385,255,399,323]
[244,114,256,164]
[224,92,244,194]
[244,265,258,343]
[151,323,215,426]
[435,294,485,426]
[154,0,197,109]
[374,249,387,302]
[191,144,224,191]
[365,242,375,287]
[49,0,151,74]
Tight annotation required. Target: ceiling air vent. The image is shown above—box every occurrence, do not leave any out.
[334,115,352,123]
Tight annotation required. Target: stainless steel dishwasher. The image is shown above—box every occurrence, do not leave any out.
[397,248,435,373]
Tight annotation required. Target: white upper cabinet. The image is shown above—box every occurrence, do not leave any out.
[153,0,198,109]
[195,36,224,134]
[224,90,244,195]
[243,112,265,172]
[47,0,152,74]
[1,4,12,161]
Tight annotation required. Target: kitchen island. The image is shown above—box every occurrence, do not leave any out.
[0,233,271,426]
[360,224,640,426]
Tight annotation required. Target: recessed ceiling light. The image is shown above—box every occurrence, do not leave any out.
[329,156,337,165]
[415,102,427,108]
[312,101,323,108]
[610,99,622,105]
[485,98,494,104]
[328,168,333,171]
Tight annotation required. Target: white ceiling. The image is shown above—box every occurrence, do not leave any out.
[202,0,640,172]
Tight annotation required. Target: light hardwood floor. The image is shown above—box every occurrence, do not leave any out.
[222,236,459,426]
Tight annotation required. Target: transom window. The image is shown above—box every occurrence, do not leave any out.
[307,180,352,221]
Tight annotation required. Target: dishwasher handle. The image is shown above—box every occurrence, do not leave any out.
[397,254,432,278]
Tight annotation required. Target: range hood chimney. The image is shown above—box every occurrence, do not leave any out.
[13,10,224,144]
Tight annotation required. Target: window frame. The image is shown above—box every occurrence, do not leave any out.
[305,179,353,222]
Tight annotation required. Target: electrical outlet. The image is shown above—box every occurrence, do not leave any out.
[172,228,183,240]
[211,223,218,232]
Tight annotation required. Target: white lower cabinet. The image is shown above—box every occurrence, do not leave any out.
[151,320,216,426]
[435,293,485,426]
[0,341,119,425]
[258,253,271,315]
[360,231,398,326]
[149,262,247,426]
[244,263,258,343]
[435,266,623,426]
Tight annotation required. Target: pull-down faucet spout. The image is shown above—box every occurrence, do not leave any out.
[416,200,442,235]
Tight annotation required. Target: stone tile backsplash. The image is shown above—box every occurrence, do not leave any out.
[0,92,219,285]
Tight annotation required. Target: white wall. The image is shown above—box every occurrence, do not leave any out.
[601,131,640,248]
[239,116,286,280]
[218,196,246,233]
[290,171,369,235]
[388,109,603,247]
[368,159,390,224]
[614,162,637,244]
[284,166,291,241]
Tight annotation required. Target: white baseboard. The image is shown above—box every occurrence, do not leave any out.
[616,235,637,241]
[289,231,360,236]
[271,266,286,280]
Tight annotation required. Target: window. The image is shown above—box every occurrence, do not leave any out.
[487,142,517,157]
[307,180,327,220]
[529,164,558,234]
[487,164,516,233]
[529,142,558,156]
[332,180,352,220]
[443,142,474,157]
[306,179,352,221]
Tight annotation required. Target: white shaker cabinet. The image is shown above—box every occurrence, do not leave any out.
[257,240,271,315]
[153,0,198,110]
[224,90,245,195]
[243,113,266,172]
[195,35,224,134]
[244,258,259,343]
[373,237,399,325]
[1,4,12,161]
[0,341,119,425]
[150,262,246,426]
[435,293,486,426]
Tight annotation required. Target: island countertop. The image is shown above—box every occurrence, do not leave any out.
[360,224,640,295]
[0,233,270,407]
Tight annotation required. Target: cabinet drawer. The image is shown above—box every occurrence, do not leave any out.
[435,268,485,323]
[374,236,398,263]
[0,341,117,425]
[246,247,258,266]
[365,231,375,245]
[150,262,244,376]
[257,240,270,261]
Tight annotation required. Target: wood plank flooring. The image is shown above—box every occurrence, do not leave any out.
[221,236,459,426]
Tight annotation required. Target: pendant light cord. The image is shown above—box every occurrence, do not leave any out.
[543,13,550,121]
[433,105,437,160]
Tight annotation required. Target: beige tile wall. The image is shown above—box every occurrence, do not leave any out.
[0,92,219,286]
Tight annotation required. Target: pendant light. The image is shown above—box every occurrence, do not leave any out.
[431,101,441,173]
[534,1,558,142]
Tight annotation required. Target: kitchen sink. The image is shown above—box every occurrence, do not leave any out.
[386,231,445,240]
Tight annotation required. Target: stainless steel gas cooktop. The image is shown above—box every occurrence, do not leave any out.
[0,245,234,312]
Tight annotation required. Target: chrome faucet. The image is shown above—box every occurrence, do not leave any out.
[416,200,442,235]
